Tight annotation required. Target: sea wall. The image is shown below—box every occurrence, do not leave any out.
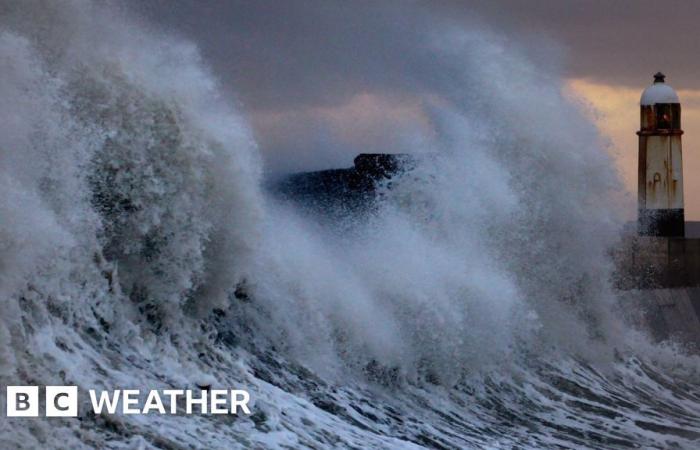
[614,236,700,288]
[614,233,700,350]
[617,288,700,349]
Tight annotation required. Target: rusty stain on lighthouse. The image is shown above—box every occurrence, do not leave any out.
[637,72,685,237]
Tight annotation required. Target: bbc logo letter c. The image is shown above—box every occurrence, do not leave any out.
[46,386,78,417]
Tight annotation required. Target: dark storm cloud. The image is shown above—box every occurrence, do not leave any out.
[129,0,504,172]
[127,0,700,172]
[132,0,700,103]
[450,0,700,90]
[130,0,450,111]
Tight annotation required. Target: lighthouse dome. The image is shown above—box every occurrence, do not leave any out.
[641,72,679,105]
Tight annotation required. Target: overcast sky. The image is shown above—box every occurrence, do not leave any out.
[132,0,700,102]
[127,1,700,217]
[445,0,700,88]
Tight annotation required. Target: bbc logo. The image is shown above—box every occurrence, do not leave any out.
[6,386,78,417]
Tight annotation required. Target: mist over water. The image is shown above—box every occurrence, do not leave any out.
[0,1,698,448]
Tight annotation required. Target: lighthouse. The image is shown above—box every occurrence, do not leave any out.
[637,72,685,237]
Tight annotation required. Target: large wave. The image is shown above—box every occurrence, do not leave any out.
[0,1,698,448]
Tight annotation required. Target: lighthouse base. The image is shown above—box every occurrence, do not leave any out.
[638,208,685,237]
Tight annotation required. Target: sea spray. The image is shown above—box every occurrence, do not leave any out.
[246,30,625,380]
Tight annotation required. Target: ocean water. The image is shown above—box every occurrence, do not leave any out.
[0,1,698,448]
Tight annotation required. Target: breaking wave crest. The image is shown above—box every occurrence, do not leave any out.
[0,1,698,448]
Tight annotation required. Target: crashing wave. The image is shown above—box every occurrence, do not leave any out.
[0,1,698,448]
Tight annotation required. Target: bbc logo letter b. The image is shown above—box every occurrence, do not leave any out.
[6,386,39,417]
[46,386,78,417]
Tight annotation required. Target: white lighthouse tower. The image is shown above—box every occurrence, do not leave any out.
[637,72,685,236]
